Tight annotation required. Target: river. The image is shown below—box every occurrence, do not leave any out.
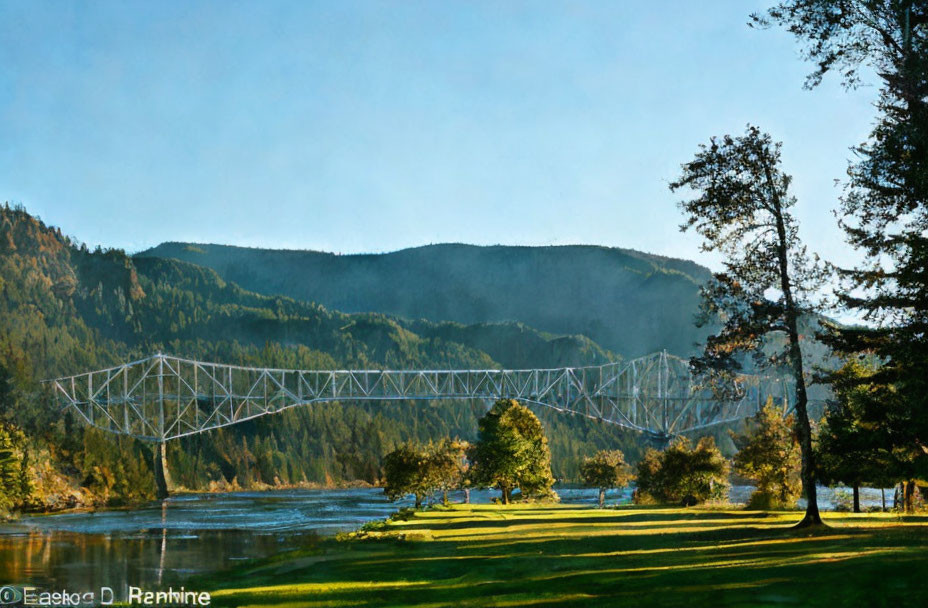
[0,485,893,591]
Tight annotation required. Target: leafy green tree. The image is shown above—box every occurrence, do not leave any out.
[429,438,470,505]
[580,449,632,507]
[818,358,894,512]
[469,399,555,504]
[731,399,801,510]
[671,125,827,526]
[634,448,662,505]
[382,442,433,508]
[635,437,730,506]
[757,1,928,513]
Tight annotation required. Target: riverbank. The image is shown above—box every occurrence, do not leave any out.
[204,503,928,607]
[6,477,380,519]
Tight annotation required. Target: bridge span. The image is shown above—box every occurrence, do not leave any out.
[49,351,797,442]
[48,351,803,498]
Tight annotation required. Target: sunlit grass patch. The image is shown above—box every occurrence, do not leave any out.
[212,579,432,597]
[205,503,928,608]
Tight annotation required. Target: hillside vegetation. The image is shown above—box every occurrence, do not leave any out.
[139,242,714,358]
[0,205,642,509]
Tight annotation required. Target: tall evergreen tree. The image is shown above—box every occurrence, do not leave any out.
[671,125,828,526]
[818,358,894,512]
[758,0,928,511]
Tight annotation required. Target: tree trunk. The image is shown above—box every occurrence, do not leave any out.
[905,480,916,513]
[153,441,171,500]
[766,167,823,528]
[464,488,470,504]
[415,494,422,509]
[598,487,605,508]
[442,490,448,506]
[881,487,886,512]
[853,483,860,513]
[500,485,509,505]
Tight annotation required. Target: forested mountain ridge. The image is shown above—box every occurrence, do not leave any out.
[138,241,715,358]
[0,205,616,377]
[0,204,639,510]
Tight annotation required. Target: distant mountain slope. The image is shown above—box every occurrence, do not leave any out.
[138,243,715,358]
[0,205,637,498]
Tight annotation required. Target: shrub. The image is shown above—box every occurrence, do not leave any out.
[745,490,789,511]
[832,486,853,512]
[635,437,729,506]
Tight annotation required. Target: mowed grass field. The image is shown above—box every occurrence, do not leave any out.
[204,504,928,607]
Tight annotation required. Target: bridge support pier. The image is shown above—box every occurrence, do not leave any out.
[647,433,674,451]
[153,441,172,499]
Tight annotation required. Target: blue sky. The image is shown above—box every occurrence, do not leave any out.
[1,1,876,271]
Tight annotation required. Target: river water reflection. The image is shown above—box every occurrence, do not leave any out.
[0,485,892,590]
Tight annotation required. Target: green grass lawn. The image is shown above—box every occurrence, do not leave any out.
[203,504,928,607]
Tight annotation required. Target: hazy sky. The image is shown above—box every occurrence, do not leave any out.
[1,1,876,271]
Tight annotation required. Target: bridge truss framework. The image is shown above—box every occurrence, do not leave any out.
[48,352,801,444]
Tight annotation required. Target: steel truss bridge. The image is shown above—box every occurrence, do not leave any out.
[48,352,801,444]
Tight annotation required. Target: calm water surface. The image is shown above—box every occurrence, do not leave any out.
[0,485,892,591]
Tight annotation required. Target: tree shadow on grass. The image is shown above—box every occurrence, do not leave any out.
[209,533,928,608]
[205,509,928,608]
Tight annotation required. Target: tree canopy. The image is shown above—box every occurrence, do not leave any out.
[759,0,928,513]
[468,399,556,504]
[636,437,730,506]
[579,449,632,507]
[382,442,433,508]
[731,399,801,510]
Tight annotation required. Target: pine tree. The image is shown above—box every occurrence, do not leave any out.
[818,358,894,512]
[671,125,827,525]
[758,0,928,513]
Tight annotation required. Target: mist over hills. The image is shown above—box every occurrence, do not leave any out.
[138,242,715,359]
